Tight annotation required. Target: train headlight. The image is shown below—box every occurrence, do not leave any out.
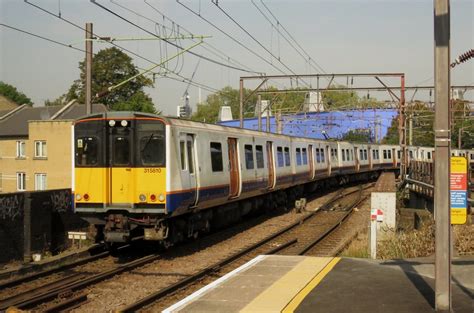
[121,120,128,127]
[76,194,82,201]
[108,120,116,127]
[139,194,147,202]
[158,194,165,202]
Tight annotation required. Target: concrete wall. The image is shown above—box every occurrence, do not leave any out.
[0,120,73,193]
[0,189,88,264]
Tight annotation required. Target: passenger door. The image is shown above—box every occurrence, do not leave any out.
[179,134,198,207]
[228,138,241,198]
[109,126,133,207]
[266,141,276,189]
[308,144,314,179]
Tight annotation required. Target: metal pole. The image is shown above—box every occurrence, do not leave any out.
[409,114,413,146]
[434,0,452,311]
[85,23,93,115]
[400,75,406,177]
[458,128,461,149]
[257,94,262,132]
[266,103,270,133]
[239,79,244,128]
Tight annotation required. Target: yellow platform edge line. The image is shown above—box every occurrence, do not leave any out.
[281,257,341,313]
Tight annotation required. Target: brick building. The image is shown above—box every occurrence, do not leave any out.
[0,102,107,193]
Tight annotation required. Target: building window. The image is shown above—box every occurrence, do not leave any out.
[35,141,47,158]
[255,145,264,168]
[17,172,26,191]
[296,148,302,166]
[16,141,26,158]
[244,145,254,169]
[277,147,284,167]
[35,173,47,191]
[302,148,308,165]
[210,142,223,172]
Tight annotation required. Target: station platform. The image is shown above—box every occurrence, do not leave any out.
[163,255,473,313]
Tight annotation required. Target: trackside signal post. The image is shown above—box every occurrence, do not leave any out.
[434,0,452,311]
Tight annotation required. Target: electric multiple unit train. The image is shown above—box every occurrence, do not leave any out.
[72,112,473,245]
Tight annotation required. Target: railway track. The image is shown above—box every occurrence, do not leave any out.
[117,183,373,312]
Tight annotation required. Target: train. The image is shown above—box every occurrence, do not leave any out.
[72,111,473,246]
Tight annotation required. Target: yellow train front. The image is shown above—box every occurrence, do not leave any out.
[73,112,167,243]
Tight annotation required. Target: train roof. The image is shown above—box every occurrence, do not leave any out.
[74,111,397,147]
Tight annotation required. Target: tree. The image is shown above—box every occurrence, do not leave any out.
[341,129,373,143]
[65,47,156,112]
[0,82,33,105]
[45,95,67,106]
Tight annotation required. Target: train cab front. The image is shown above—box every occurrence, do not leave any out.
[73,113,168,244]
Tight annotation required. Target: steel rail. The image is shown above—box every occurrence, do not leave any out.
[295,190,369,256]
[0,250,109,290]
[0,254,160,310]
[117,183,375,312]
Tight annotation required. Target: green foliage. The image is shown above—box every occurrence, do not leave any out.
[44,95,67,106]
[0,81,33,105]
[111,91,158,114]
[322,85,385,109]
[191,86,307,123]
[342,129,373,143]
[382,100,474,148]
[65,47,155,112]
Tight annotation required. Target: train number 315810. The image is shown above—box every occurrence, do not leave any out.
[144,168,162,173]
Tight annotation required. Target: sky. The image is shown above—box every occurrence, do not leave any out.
[1,0,473,116]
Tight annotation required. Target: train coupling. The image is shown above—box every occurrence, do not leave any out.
[105,214,130,243]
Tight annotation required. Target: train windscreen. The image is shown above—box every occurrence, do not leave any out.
[136,120,166,167]
[75,120,104,167]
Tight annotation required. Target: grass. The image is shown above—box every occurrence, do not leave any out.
[341,218,474,259]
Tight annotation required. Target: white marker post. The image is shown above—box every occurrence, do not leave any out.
[370,209,384,259]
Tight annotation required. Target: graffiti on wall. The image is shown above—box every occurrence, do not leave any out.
[0,194,23,220]
[49,189,72,213]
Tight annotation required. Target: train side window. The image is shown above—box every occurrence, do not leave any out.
[409,151,413,159]
[383,150,387,159]
[364,149,368,160]
[388,150,392,159]
[302,148,308,165]
[420,151,424,159]
[377,150,380,159]
[427,152,431,160]
[277,147,284,167]
[210,142,223,172]
[180,140,186,170]
[284,147,291,166]
[296,148,302,166]
[359,149,363,160]
[342,149,346,161]
[372,150,376,160]
[321,149,325,163]
[255,145,264,168]
[470,153,474,160]
[244,145,254,169]
[316,148,321,163]
[348,149,352,161]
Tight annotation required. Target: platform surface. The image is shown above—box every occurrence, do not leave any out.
[163,255,474,313]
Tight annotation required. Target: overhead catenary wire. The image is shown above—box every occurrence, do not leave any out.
[142,0,257,74]
[90,0,263,74]
[0,23,85,53]
[210,0,310,87]
[23,0,218,94]
[259,0,327,75]
[176,0,284,75]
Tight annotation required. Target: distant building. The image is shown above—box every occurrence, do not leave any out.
[218,106,233,122]
[0,102,107,193]
[218,109,398,141]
